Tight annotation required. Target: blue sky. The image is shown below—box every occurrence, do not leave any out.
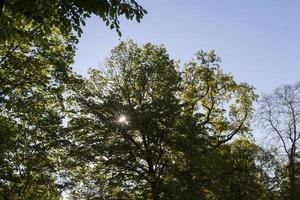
[74,0,300,94]
[73,0,300,139]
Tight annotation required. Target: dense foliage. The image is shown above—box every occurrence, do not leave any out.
[1,1,299,199]
[0,1,146,199]
[1,0,147,39]
[65,41,267,199]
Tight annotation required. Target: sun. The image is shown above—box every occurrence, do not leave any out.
[117,115,129,125]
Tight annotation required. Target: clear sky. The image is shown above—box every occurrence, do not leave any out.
[73,0,300,139]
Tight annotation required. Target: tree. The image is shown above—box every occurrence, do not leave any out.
[169,50,257,199]
[206,139,268,200]
[1,0,146,103]
[67,41,257,199]
[1,0,147,39]
[181,50,257,148]
[258,81,300,200]
[0,0,147,98]
[0,0,147,197]
[68,40,182,199]
[0,24,76,198]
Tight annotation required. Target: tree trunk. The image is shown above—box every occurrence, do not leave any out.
[0,0,4,15]
[289,145,297,200]
[146,154,160,200]
[151,182,160,200]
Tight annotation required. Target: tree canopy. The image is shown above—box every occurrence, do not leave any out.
[1,0,147,39]
[65,40,260,199]
[1,0,146,198]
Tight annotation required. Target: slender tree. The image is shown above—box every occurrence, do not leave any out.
[258,82,300,200]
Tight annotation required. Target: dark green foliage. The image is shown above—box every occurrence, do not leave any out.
[1,1,146,198]
[0,0,294,196]
[0,2,77,198]
[1,0,147,38]
[0,26,75,199]
[67,41,182,199]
